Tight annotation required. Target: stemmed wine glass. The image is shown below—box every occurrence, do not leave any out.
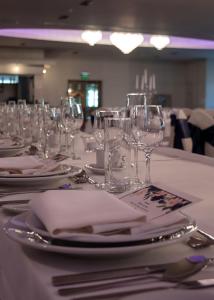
[131,105,165,186]
[126,93,145,187]
[61,97,84,159]
[70,100,84,159]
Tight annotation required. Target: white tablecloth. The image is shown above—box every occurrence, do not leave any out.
[1,148,214,300]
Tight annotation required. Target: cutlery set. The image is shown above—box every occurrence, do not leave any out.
[52,255,214,298]
[65,279,214,300]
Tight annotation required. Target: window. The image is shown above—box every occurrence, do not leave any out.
[0,75,19,84]
[67,80,102,112]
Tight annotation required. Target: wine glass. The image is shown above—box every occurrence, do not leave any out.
[61,97,84,159]
[126,93,146,187]
[70,100,84,159]
[131,105,165,186]
[61,97,74,155]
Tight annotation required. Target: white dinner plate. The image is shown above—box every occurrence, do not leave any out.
[85,163,105,175]
[0,144,25,157]
[0,165,82,186]
[3,212,196,257]
[0,164,72,178]
[85,163,122,175]
[2,203,30,214]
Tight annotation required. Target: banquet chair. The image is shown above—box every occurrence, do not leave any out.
[188,108,214,157]
[206,109,214,118]
[170,109,193,152]
[181,107,192,119]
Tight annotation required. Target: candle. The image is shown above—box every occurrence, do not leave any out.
[149,76,153,91]
[144,69,148,85]
[152,74,156,90]
[135,74,139,90]
[141,75,145,91]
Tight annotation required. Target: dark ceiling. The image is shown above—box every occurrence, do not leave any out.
[0,0,214,39]
[1,0,214,60]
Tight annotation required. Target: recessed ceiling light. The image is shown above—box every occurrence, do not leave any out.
[58,15,69,20]
[80,0,93,6]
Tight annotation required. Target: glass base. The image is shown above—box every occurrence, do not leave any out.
[103,181,131,194]
[95,182,106,190]
[72,153,81,160]
[129,178,145,190]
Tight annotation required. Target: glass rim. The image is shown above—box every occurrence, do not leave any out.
[134,104,162,108]
[104,117,131,121]
[126,93,145,96]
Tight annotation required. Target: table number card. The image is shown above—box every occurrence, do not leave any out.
[120,184,201,221]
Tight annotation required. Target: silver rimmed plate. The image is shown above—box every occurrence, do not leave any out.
[0,144,25,157]
[0,164,73,178]
[3,212,197,256]
[0,165,82,186]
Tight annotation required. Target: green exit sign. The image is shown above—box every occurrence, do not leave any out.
[81,72,89,80]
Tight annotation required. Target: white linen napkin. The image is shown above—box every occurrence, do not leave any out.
[0,156,44,173]
[30,190,147,236]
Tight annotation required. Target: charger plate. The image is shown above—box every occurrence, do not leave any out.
[3,212,196,256]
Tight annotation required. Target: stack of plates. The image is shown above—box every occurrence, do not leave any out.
[0,137,25,157]
[4,211,196,256]
[0,164,82,186]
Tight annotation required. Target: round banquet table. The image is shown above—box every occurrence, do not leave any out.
[0,147,214,300]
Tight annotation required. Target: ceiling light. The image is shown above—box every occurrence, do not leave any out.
[81,30,102,46]
[42,68,47,74]
[110,32,144,54]
[150,35,170,50]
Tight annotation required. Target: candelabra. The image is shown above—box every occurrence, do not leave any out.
[135,69,156,105]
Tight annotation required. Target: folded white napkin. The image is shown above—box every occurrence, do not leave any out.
[0,156,44,171]
[30,190,146,236]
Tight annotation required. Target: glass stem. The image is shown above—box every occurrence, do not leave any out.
[72,135,75,157]
[134,146,139,181]
[144,150,152,186]
[65,131,69,154]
